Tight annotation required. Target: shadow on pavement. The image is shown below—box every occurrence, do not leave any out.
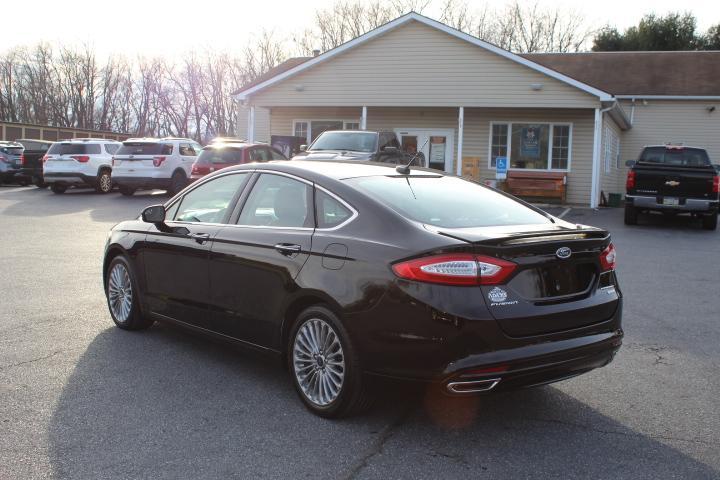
[48,323,718,479]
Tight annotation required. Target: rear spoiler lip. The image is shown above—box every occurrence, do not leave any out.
[436,227,609,247]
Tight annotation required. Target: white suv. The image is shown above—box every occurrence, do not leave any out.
[112,138,203,196]
[43,138,121,194]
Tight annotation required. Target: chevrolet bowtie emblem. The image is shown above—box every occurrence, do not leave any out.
[665,180,680,187]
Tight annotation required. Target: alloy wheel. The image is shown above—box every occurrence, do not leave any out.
[108,263,133,323]
[99,173,112,193]
[293,318,345,406]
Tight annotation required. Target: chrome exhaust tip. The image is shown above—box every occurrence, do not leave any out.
[446,378,501,394]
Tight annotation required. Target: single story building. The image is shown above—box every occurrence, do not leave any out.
[233,12,720,207]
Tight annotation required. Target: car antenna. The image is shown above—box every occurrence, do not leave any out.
[396,138,429,175]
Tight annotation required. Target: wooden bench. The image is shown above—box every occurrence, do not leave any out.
[506,171,567,203]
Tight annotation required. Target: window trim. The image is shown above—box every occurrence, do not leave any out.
[292,119,362,144]
[488,121,573,172]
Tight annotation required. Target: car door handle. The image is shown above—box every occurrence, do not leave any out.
[189,232,211,244]
[275,243,302,256]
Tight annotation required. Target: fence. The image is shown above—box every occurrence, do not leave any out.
[0,121,131,142]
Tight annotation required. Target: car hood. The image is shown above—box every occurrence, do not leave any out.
[291,150,373,161]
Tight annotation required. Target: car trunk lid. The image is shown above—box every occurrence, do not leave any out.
[436,225,619,337]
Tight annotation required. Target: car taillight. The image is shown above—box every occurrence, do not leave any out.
[71,155,90,163]
[599,243,616,271]
[191,163,211,175]
[20,154,25,165]
[111,156,116,166]
[626,170,635,190]
[392,254,516,286]
[153,156,166,167]
[713,175,719,194]
[42,154,50,163]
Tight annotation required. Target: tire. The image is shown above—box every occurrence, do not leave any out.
[168,170,187,196]
[119,186,136,196]
[96,170,112,194]
[105,255,154,330]
[18,178,30,187]
[34,177,47,188]
[702,211,718,231]
[624,204,638,225]
[288,305,373,418]
[51,184,67,194]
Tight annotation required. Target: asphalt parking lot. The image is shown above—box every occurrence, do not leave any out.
[1,184,719,479]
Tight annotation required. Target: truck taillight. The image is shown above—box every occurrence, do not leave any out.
[599,243,616,271]
[713,175,719,194]
[392,254,516,286]
[626,170,636,190]
[20,154,25,165]
[70,155,90,163]
[153,156,166,167]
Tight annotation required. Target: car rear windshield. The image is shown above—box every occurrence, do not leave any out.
[309,132,377,153]
[345,175,551,228]
[116,143,172,156]
[198,147,244,164]
[0,146,23,155]
[638,147,711,167]
[48,143,101,155]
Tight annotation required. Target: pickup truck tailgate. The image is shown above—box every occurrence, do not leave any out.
[635,165,717,198]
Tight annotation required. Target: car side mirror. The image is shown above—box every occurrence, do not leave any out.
[299,144,307,152]
[142,204,166,223]
[625,160,636,167]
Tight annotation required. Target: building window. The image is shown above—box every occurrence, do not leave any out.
[489,122,572,171]
[552,125,570,170]
[293,119,361,144]
[294,122,308,140]
[603,125,620,173]
[490,123,508,168]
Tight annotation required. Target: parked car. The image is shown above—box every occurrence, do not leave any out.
[291,130,423,166]
[103,160,623,418]
[625,145,719,230]
[190,141,287,181]
[43,138,121,194]
[0,141,25,185]
[16,139,53,188]
[112,137,203,196]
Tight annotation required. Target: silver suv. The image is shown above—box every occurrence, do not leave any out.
[112,138,203,196]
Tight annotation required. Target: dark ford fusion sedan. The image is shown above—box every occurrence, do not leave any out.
[103,161,623,417]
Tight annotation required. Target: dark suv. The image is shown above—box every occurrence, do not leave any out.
[291,130,422,166]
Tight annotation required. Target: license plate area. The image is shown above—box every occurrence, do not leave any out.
[663,197,679,206]
[509,262,597,301]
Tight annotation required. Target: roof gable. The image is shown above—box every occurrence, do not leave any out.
[234,12,612,101]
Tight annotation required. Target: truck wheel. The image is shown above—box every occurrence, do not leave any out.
[96,170,112,194]
[51,184,67,194]
[624,205,638,225]
[702,212,718,231]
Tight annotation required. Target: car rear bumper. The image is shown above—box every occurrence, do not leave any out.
[627,194,718,212]
[113,176,171,190]
[43,172,97,186]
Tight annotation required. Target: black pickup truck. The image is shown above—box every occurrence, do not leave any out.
[625,145,719,230]
[291,130,423,167]
[17,139,54,188]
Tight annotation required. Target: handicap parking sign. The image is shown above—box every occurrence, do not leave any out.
[495,156,508,180]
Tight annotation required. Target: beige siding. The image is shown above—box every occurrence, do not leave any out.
[236,105,271,142]
[621,100,720,161]
[249,20,598,109]
[267,106,596,205]
[600,114,624,196]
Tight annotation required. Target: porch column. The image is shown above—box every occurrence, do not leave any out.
[247,105,256,143]
[456,107,464,176]
[360,106,367,130]
[590,107,602,208]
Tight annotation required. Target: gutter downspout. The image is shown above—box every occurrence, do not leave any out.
[630,98,636,125]
[456,107,464,176]
[590,103,615,208]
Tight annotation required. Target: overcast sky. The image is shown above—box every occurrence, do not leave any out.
[2,0,718,58]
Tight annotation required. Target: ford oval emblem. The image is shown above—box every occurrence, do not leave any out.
[556,247,572,259]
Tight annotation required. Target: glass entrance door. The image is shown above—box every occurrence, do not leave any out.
[396,129,454,173]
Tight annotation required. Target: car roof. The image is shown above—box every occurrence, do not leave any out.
[16,138,54,144]
[319,130,378,135]
[204,142,266,149]
[644,145,706,150]
[123,137,195,143]
[226,160,444,181]
[57,138,120,143]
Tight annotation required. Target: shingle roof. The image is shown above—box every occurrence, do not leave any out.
[522,51,720,96]
[233,57,311,95]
